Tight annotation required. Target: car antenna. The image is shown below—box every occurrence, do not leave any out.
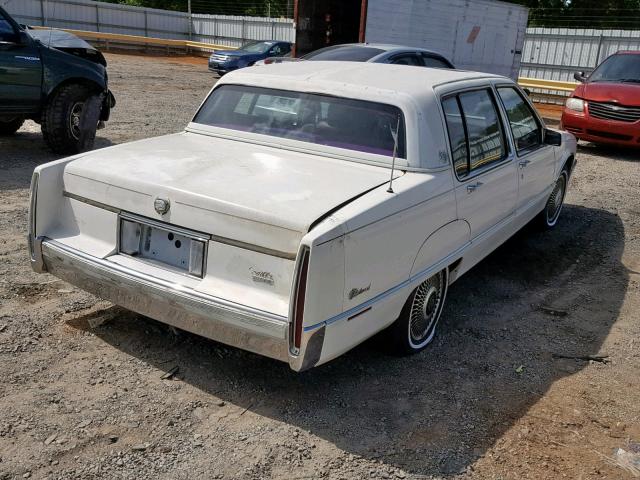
[386,114,401,194]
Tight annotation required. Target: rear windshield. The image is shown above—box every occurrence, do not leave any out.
[193,85,406,159]
[302,45,385,62]
[589,54,640,83]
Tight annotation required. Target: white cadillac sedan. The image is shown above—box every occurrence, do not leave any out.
[28,62,577,371]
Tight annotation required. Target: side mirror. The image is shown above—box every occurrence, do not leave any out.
[544,129,562,146]
[574,71,587,83]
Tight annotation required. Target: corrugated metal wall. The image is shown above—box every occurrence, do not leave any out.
[3,0,293,46]
[364,0,530,79]
[192,14,294,47]
[521,27,640,82]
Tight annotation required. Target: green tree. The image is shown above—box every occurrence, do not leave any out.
[507,0,640,28]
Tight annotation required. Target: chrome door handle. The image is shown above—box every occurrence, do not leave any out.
[519,159,531,168]
[466,181,483,193]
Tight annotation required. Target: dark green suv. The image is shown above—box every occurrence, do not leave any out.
[0,7,115,153]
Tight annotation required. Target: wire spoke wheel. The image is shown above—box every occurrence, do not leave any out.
[408,271,446,349]
[545,173,567,226]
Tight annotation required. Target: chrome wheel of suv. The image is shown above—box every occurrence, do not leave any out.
[69,102,84,140]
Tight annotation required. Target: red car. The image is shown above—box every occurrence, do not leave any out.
[561,51,640,148]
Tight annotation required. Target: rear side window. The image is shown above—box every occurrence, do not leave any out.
[442,98,469,177]
[497,87,542,153]
[390,54,423,66]
[442,89,508,178]
[423,55,452,69]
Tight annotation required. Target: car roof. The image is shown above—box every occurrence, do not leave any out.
[319,42,446,56]
[247,40,291,44]
[219,61,503,102]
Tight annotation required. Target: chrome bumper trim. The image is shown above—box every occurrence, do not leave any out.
[40,239,290,363]
[29,236,47,273]
[63,190,120,214]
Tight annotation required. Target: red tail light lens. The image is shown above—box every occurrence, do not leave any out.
[291,247,310,352]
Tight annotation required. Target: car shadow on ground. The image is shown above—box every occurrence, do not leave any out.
[577,142,639,162]
[0,127,113,190]
[70,203,627,477]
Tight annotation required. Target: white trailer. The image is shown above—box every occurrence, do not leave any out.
[294,0,529,79]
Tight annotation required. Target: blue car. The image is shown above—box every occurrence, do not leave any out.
[208,40,292,76]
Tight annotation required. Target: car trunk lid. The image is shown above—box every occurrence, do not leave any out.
[62,132,395,256]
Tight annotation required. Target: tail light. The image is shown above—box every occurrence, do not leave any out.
[290,246,310,354]
[28,171,39,259]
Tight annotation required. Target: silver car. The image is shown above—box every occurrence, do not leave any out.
[257,43,455,68]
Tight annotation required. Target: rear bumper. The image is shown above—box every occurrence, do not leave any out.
[33,237,295,365]
[561,109,640,148]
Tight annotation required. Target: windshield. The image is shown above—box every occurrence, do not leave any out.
[194,85,406,159]
[240,41,274,54]
[589,54,640,83]
[302,45,386,62]
[0,11,17,42]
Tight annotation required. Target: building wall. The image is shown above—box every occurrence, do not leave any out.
[521,27,640,82]
[364,0,530,78]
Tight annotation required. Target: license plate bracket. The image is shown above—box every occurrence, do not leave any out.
[119,214,208,278]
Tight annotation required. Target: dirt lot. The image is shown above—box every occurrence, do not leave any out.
[1,53,639,480]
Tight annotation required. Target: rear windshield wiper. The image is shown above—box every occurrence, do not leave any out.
[618,78,640,84]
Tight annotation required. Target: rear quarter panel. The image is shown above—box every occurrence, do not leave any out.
[558,131,578,175]
[314,171,459,364]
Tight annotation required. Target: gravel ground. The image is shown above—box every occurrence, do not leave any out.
[0,53,639,480]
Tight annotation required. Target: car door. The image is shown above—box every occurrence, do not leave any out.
[0,12,42,115]
[441,88,517,239]
[496,86,555,215]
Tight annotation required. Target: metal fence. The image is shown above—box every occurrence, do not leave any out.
[521,27,640,82]
[2,0,294,47]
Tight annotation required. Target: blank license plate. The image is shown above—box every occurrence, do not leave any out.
[119,216,206,277]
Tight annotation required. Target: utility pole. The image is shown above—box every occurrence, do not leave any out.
[187,0,192,41]
[267,2,271,18]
